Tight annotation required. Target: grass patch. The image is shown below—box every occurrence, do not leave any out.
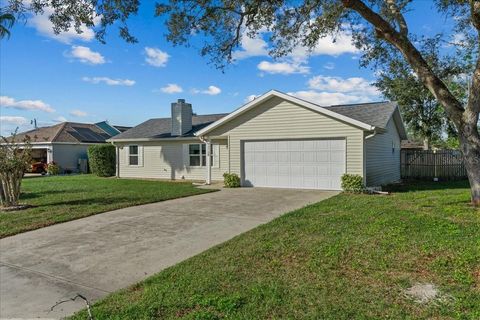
[0,175,213,238]
[69,180,480,319]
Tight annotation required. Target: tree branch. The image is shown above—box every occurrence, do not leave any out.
[471,0,480,30]
[50,294,94,320]
[341,0,465,125]
[386,0,408,36]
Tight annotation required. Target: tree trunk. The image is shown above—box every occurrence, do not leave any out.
[423,137,430,150]
[459,132,480,206]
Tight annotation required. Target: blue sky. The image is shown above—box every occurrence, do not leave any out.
[0,1,455,136]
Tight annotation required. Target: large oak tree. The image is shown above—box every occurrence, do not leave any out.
[4,0,480,205]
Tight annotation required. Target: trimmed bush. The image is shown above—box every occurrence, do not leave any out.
[341,174,364,193]
[46,162,60,175]
[223,172,241,188]
[88,144,116,177]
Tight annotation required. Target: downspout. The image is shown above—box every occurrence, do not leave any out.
[363,128,377,187]
[111,142,120,178]
[365,130,377,140]
[198,136,211,185]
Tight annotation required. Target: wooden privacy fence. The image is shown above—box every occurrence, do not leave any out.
[401,149,467,180]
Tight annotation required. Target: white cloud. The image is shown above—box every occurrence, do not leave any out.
[308,75,379,96]
[159,83,183,94]
[232,29,357,63]
[323,62,335,70]
[69,46,105,64]
[192,85,222,95]
[203,85,222,95]
[54,116,68,123]
[70,110,87,117]
[287,74,381,106]
[257,60,309,75]
[290,33,358,62]
[244,94,258,103]
[28,7,98,44]
[0,116,28,125]
[288,91,370,106]
[144,47,170,67]
[82,77,135,86]
[0,96,55,113]
[232,33,269,60]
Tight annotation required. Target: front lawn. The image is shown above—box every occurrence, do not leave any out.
[71,181,479,319]
[0,175,213,238]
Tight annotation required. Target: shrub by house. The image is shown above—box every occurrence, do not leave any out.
[88,144,116,177]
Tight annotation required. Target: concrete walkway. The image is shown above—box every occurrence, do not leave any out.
[0,187,337,319]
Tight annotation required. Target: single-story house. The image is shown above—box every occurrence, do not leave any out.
[109,90,407,190]
[10,121,130,173]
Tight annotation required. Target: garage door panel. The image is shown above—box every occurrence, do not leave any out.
[330,150,345,162]
[316,152,329,162]
[330,139,346,150]
[290,152,302,162]
[277,153,290,163]
[243,139,346,190]
[303,151,315,162]
[278,165,290,175]
[331,166,345,175]
[315,140,330,150]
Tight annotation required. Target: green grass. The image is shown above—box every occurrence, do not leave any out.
[70,180,479,320]
[0,175,213,238]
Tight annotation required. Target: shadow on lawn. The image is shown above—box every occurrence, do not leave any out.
[383,179,470,193]
[44,197,126,207]
[20,189,84,200]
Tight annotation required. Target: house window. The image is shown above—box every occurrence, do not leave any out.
[129,145,139,165]
[189,144,213,167]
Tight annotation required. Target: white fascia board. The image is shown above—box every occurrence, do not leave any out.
[383,103,408,140]
[107,137,202,143]
[195,90,375,137]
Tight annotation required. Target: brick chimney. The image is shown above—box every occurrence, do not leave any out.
[171,99,192,136]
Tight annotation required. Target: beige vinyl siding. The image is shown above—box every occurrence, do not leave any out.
[117,139,228,181]
[51,144,90,172]
[206,96,365,178]
[365,117,401,186]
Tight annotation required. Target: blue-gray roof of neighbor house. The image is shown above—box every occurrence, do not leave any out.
[109,114,229,140]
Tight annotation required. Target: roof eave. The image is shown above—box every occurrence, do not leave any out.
[108,136,201,143]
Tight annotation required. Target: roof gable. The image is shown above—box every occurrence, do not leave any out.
[195,90,377,137]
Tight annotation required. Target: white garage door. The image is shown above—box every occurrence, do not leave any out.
[243,139,346,190]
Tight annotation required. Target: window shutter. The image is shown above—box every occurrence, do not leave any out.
[138,145,144,166]
[213,144,220,168]
[125,145,130,165]
[182,144,190,166]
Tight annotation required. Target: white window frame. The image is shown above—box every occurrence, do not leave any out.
[128,145,140,166]
[188,143,214,167]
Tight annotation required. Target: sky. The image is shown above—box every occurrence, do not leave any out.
[0,1,456,136]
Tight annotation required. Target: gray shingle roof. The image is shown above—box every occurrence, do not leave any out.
[111,114,228,140]
[323,101,396,129]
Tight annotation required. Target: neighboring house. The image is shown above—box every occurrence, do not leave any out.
[401,140,425,150]
[10,121,130,173]
[110,90,407,190]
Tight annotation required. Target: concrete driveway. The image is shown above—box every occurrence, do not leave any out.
[0,187,337,319]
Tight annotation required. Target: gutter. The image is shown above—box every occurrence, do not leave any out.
[106,137,201,143]
[365,129,378,140]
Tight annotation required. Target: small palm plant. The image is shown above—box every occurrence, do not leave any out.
[0,11,15,39]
